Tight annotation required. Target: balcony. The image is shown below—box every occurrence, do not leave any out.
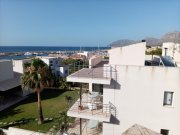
[67,93,112,122]
[67,67,112,85]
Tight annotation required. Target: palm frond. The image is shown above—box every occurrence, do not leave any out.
[21,58,54,92]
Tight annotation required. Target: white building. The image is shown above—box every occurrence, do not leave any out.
[0,60,21,91]
[0,60,25,111]
[66,42,180,135]
[37,56,68,77]
[162,42,180,67]
[13,58,32,74]
[77,51,93,59]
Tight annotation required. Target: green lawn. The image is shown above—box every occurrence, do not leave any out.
[0,89,78,132]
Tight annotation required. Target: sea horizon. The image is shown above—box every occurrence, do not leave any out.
[0,46,110,53]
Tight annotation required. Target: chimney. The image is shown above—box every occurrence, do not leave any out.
[164,48,168,56]
[141,40,146,42]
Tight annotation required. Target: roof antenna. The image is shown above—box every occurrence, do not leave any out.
[98,43,100,55]
[80,45,82,52]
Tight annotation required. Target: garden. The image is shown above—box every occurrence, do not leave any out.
[0,89,78,133]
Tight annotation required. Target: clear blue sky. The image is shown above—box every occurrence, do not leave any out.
[0,0,180,46]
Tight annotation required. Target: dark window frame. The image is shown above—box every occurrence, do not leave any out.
[163,91,173,106]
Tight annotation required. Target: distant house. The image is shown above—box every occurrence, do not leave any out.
[70,53,86,60]
[77,51,93,59]
[37,56,68,78]
[13,56,69,78]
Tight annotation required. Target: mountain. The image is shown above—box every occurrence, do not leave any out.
[143,37,162,46]
[109,39,139,47]
[109,31,180,47]
[161,31,180,43]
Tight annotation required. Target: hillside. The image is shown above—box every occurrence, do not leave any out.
[109,31,180,47]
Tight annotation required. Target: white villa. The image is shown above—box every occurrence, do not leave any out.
[66,41,180,135]
[13,56,68,78]
[37,56,68,77]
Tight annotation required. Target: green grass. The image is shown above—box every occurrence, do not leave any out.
[0,89,78,132]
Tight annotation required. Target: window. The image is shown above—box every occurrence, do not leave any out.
[56,71,60,76]
[161,129,169,135]
[65,70,68,74]
[163,91,173,106]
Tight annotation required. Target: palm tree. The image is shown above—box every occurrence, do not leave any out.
[53,111,73,134]
[65,95,73,108]
[21,58,53,124]
[60,78,69,90]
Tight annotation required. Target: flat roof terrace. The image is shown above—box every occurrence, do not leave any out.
[0,72,21,91]
[67,67,111,85]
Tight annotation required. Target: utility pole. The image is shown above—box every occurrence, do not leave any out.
[98,43,100,56]
[79,83,82,135]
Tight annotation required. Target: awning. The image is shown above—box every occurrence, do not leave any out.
[122,124,162,135]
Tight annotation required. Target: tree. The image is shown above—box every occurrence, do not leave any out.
[21,58,53,124]
[65,96,73,108]
[59,78,69,90]
[0,129,6,135]
[53,111,73,134]
[146,48,162,56]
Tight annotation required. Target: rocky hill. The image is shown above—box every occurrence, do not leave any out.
[109,31,180,47]
[161,31,180,43]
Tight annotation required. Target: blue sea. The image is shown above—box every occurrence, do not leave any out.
[0,46,109,53]
[0,46,109,60]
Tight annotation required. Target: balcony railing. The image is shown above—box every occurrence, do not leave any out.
[68,65,118,81]
[69,101,111,117]
[67,59,118,78]
[67,93,115,122]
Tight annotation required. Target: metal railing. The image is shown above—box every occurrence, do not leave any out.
[69,100,112,117]
[68,62,89,75]
[68,64,119,81]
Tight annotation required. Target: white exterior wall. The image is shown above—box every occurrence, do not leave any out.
[78,51,89,57]
[108,42,146,66]
[13,59,32,74]
[162,42,175,57]
[103,66,180,135]
[173,43,180,63]
[89,55,103,68]
[40,58,50,66]
[37,56,61,67]
[162,42,180,66]
[0,60,14,81]
[37,56,62,76]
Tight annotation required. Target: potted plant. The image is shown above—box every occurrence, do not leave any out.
[78,105,83,110]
